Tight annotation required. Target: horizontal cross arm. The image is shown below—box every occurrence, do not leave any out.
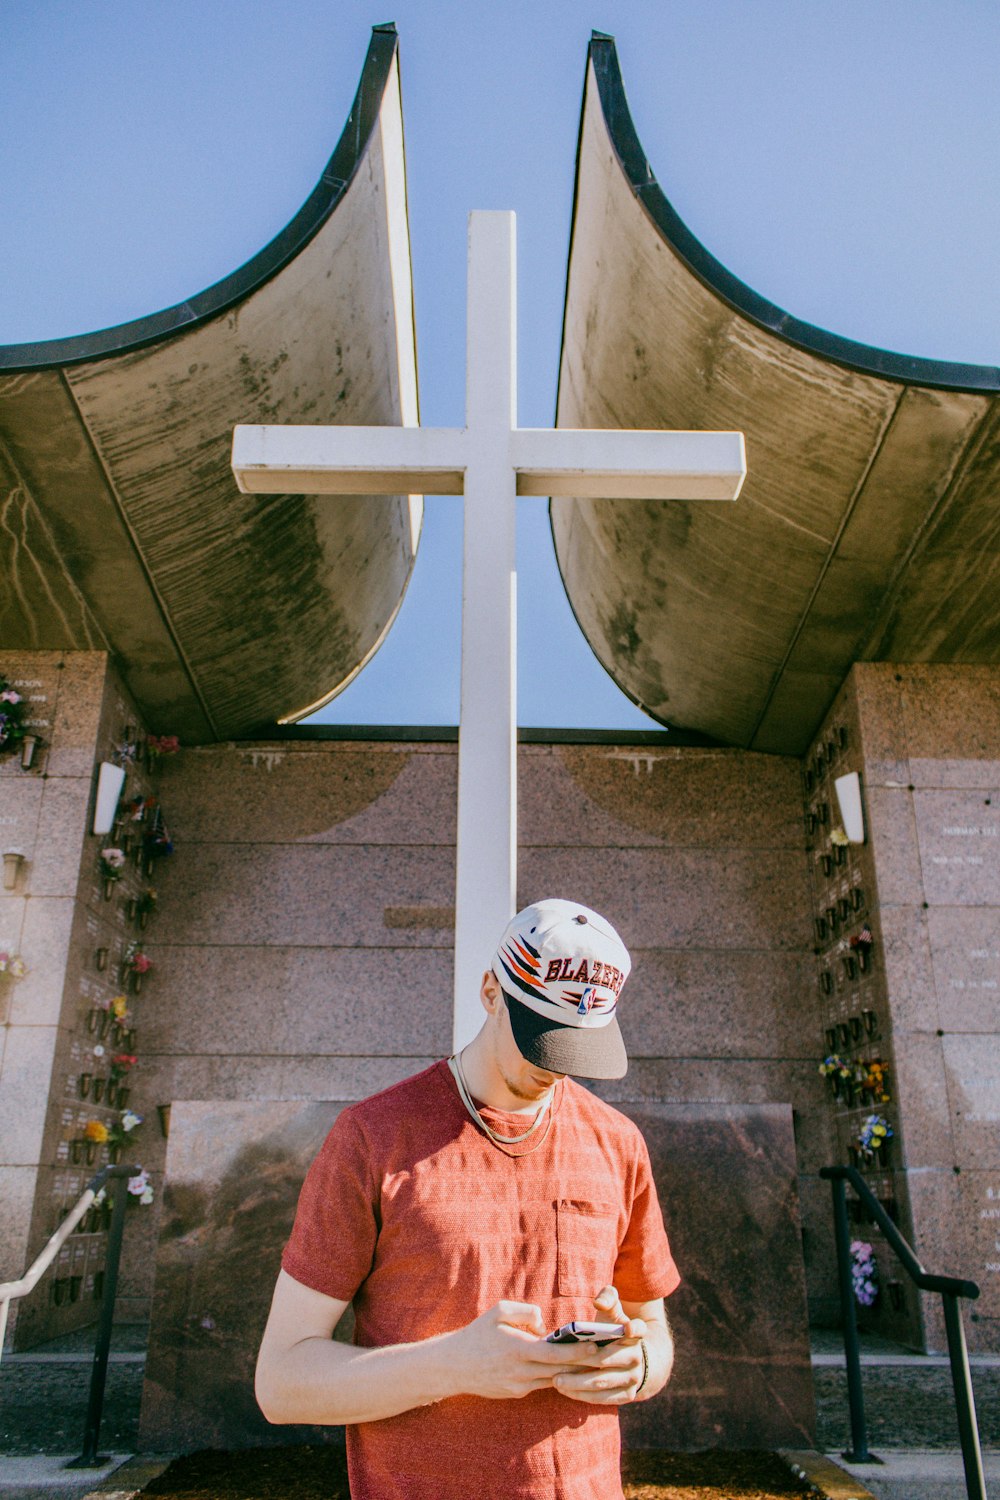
[511,429,746,500]
[231,424,467,496]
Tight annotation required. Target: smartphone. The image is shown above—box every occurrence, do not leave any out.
[546,1320,625,1346]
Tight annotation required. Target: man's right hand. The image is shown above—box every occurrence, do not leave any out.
[449,1300,598,1401]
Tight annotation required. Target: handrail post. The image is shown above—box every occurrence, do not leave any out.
[829,1171,872,1462]
[67,1164,137,1469]
[942,1292,987,1500]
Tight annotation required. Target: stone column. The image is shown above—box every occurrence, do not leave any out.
[806,662,1000,1354]
[0,650,161,1347]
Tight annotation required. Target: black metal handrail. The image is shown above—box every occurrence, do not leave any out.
[820,1164,986,1500]
[0,1161,140,1469]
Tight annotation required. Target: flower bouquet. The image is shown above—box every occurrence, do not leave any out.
[107,1107,143,1163]
[819,1053,853,1101]
[857,1113,893,1166]
[108,1053,137,1107]
[0,949,28,981]
[0,679,28,756]
[850,1240,879,1307]
[123,943,152,993]
[136,888,157,930]
[80,1118,109,1165]
[146,734,180,768]
[100,847,127,898]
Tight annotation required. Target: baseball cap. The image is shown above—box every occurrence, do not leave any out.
[492,898,631,1080]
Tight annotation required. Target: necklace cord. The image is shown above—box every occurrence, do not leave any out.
[448,1053,554,1153]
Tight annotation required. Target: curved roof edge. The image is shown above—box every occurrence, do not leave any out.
[0,24,399,372]
[574,31,1000,397]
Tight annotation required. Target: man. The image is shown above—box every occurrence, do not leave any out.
[256,899,680,1498]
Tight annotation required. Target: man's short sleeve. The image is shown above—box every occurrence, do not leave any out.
[282,1107,379,1301]
[613,1129,681,1304]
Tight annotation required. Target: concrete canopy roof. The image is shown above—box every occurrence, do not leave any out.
[554,34,1000,754]
[0,25,419,743]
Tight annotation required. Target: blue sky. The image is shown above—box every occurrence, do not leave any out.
[3,1,998,728]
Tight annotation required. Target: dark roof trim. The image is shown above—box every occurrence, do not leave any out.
[233,723,721,746]
[585,32,1000,395]
[0,25,400,372]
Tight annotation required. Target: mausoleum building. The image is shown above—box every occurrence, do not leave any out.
[0,25,997,1453]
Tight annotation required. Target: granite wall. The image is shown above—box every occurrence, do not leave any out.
[141,1098,814,1452]
[0,650,163,1344]
[9,653,996,1378]
[135,733,832,1330]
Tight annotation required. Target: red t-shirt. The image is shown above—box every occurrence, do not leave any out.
[282,1061,679,1499]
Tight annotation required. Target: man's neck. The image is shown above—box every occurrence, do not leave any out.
[456,1031,556,1115]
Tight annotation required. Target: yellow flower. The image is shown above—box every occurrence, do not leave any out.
[111,995,128,1018]
[83,1120,109,1143]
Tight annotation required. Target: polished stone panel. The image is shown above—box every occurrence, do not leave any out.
[518,847,811,952]
[618,1103,813,1450]
[6,897,75,1027]
[521,746,804,850]
[878,906,940,1034]
[159,743,456,847]
[943,1035,1000,1170]
[891,1033,955,1169]
[141,1099,813,1452]
[29,777,93,896]
[913,790,1000,906]
[622,948,818,1058]
[161,844,456,948]
[0,1166,38,1288]
[0,1025,58,1165]
[142,1053,437,1106]
[959,1170,1000,1339]
[139,946,452,1057]
[852,665,909,787]
[928,908,1000,1031]
[899,666,1000,786]
[864,787,923,905]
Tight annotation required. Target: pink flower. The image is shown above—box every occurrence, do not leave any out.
[1,690,21,704]
[128,953,152,974]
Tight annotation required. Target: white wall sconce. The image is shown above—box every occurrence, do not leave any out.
[92,762,126,837]
[834,771,866,844]
[3,850,26,891]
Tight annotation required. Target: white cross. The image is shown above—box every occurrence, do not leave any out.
[232,211,746,1052]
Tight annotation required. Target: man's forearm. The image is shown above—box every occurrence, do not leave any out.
[257,1329,462,1426]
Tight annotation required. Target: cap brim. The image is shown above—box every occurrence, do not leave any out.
[504,993,628,1081]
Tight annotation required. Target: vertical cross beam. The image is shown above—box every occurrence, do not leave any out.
[231,209,746,1059]
[453,213,518,1049]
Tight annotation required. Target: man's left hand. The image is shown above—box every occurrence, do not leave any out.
[552,1286,668,1406]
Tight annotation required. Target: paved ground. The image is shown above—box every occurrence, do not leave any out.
[0,1327,146,1459]
[2,1326,998,1498]
[835,1449,1000,1500]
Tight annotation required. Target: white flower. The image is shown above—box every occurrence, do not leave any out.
[121,1110,143,1132]
[127,1168,149,1196]
[101,848,126,869]
[140,1187,154,1206]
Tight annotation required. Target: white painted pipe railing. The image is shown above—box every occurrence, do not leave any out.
[0,1170,106,1367]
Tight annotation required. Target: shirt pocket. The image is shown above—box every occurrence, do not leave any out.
[555,1198,619,1298]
